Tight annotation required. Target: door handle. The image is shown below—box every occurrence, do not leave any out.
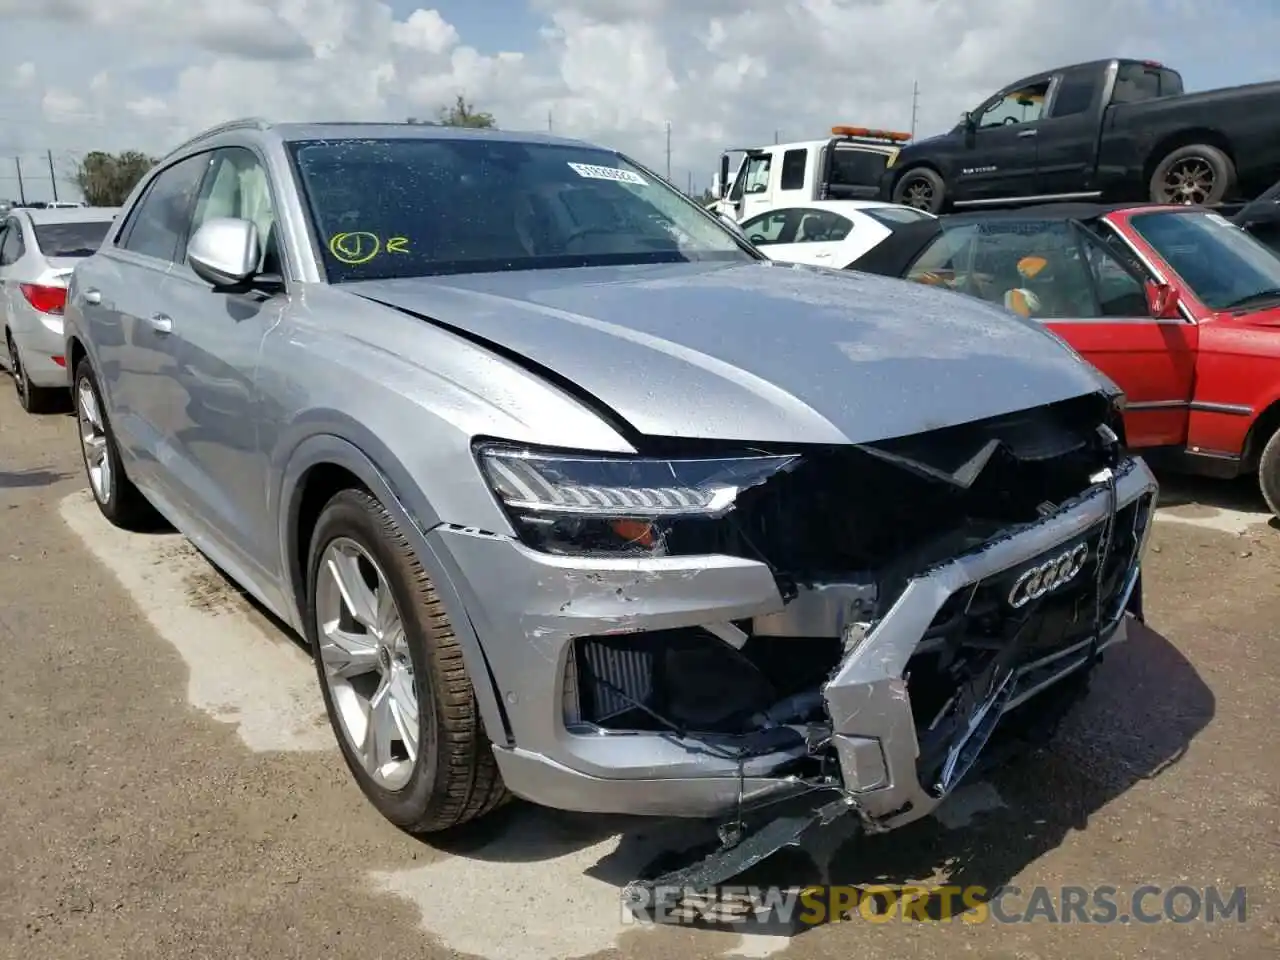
[83,288,101,304]
[147,313,173,334]
[1018,129,1038,138]
[813,252,832,259]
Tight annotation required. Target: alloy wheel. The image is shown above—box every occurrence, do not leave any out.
[314,537,419,791]
[8,337,26,405]
[1162,158,1214,205]
[76,375,112,504]
[903,178,935,210]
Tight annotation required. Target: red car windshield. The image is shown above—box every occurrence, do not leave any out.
[1128,210,1280,311]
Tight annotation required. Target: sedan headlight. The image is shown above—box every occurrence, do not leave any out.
[475,442,801,556]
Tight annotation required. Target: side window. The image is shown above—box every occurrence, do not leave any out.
[779,149,807,191]
[795,210,852,243]
[120,153,212,263]
[0,219,24,265]
[905,224,979,287]
[187,147,278,271]
[1050,70,1098,118]
[742,209,798,245]
[977,80,1051,128]
[829,150,889,191]
[1080,231,1150,316]
[1112,64,1168,104]
[741,154,772,195]
[969,221,1098,319]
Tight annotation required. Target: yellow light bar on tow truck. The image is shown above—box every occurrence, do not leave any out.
[830,126,912,142]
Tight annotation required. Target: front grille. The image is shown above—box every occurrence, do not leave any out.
[909,490,1152,795]
[922,492,1149,668]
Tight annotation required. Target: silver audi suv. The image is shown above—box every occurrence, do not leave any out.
[63,118,1157,884]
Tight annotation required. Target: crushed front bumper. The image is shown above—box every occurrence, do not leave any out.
[426,455,1158,824]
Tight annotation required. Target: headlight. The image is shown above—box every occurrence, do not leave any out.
[475,442,801,556]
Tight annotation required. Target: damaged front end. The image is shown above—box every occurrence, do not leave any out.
[451,390,1157,897]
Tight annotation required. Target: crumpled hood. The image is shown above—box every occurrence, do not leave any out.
[348,259,1113,445]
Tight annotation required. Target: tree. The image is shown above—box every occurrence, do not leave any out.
[437,94,496,129]
[74,150,158,206]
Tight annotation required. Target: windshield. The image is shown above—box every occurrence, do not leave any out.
[33,221,112,257]
[287,136,753,281]
[1129,210,1280,310]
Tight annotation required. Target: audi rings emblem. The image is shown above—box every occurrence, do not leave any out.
[1007,543,1088,609]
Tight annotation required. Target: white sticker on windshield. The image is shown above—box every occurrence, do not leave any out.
[567,162,647,185]
[1205,213,1236,227]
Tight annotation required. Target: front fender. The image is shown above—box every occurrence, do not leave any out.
[277,431,512,745]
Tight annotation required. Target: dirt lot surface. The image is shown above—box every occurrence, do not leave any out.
[0,387,1276,960]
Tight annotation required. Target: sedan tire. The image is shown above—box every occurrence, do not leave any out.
[1258,426,1280,518]
[8,330,60,414]
[73,358,158,529]
[306,488,508,834]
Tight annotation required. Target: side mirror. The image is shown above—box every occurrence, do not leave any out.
[960,110,975,129]
[188,217,260,288]
[1144,279,1181,319]
[718,154,731,198]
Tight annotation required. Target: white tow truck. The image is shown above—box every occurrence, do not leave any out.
[710,126,912,223]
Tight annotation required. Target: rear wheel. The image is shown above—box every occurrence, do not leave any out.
[7,331,59,414]
[1148,144,1235,205]
[73,358,157,529]
[892,167,946,213]
[306,488,508,833]
[1258,426,1280,518]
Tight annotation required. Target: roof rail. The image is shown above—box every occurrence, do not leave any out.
[168,117,274,154]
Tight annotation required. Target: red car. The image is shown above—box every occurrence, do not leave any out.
[848,200,1280,515]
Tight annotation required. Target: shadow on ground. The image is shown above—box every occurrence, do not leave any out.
[0,467,71,489]
[1154,470,1268,514]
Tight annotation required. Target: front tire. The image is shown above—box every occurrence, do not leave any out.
[1148,144,1235,205]
[1258,426,1280,518]
[73,358,157,529]
[892,166,946,213]
[306,488,508,834]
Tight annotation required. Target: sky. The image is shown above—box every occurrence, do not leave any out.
[0,0,1274,203]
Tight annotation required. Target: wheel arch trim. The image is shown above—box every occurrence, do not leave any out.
[278,433,513,746]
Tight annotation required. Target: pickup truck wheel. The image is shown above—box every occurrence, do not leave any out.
[1258,427,1280,517]
[1149,145,1235,205]
[306,488,509,834]
[892,167,946,213]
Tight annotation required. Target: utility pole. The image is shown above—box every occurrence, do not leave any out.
[46,149,58,201]
[687,170,692,195]
[14,157,25,205]
[547,110,552,132]
[774,130,779,144]
[665,122,671,180]
[910,80,920,139]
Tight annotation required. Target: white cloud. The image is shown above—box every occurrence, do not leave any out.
[41,89,87,123]
[0,0,1271,201]
[11,61,36,88]
[392,8,459,54]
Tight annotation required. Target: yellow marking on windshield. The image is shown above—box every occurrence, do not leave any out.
[386,236,409,253]
[328,231,380,265]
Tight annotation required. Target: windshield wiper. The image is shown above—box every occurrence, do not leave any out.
[1222,288,1280,310]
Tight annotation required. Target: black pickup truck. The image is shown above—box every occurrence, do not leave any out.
[880,58,1280,214]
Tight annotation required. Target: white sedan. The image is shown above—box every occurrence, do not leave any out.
[740,200,936,269]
